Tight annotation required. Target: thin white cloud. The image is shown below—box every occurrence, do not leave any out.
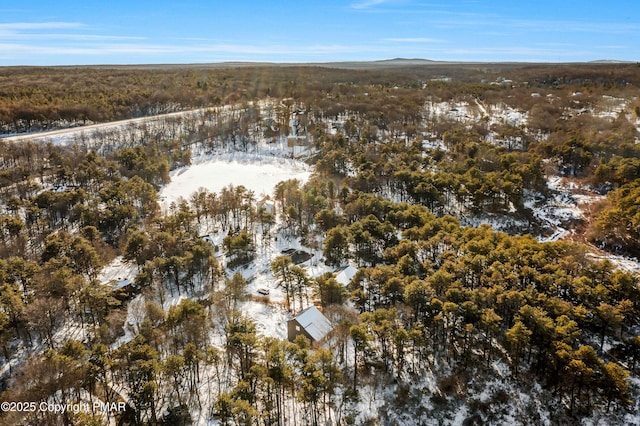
[351,0,388,10]
[506,18,640,34]
[1,37,614,63]
[383,7,640,36]
[446,46,593,59]
[4,33,145,41]
[0,41,384,58]
[384,37,443,43]
[0,22,91,41]
[0,22,86,30]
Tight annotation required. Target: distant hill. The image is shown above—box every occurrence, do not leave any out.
[589,59,635,64]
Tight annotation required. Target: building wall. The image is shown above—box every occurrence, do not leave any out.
[287,319,313,342]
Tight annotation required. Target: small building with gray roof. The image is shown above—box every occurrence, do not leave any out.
[287,306,333,343]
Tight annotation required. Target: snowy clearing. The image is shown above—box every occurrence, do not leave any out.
[160,152,312,204]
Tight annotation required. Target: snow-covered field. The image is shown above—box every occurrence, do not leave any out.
[160,151,312,204]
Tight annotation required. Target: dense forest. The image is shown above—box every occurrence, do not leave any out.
[1,62,640,425]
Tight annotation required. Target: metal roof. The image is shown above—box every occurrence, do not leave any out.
[335,265,357,286]
[294,306,333,342]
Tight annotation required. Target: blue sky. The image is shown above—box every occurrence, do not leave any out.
[1,0,638,65]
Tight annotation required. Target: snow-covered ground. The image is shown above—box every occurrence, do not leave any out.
[227,228,334,339]
[523,175,640,273]
[586,253,640,274]
[524,175,604,243]
[1,107,218,145]
[594,95,627,120]
[160,151,312,205]
[424,99,527,128]
[460,213,531,235]
[97,255,138,284]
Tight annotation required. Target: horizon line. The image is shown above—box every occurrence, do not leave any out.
[1,57,637,68]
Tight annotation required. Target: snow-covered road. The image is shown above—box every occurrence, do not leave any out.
[1,106,220,144]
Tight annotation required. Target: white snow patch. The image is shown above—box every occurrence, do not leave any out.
[460,213,529,234]
[586,253,640,274]
[243,300,288,339]
[160,152,311,204]
[449,405,469,426]
[524,175,604,243]
[97,256,137,284]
